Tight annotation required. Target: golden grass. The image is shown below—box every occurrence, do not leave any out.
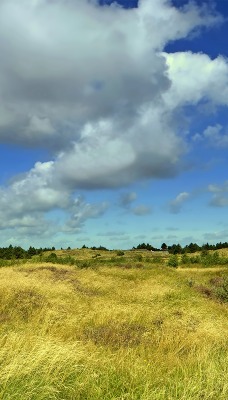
[0,260,227,399]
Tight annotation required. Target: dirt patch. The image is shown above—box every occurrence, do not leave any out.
[195,285,214,299]
[0,311,11,323]
[82,322,147,348]
[209,276,225,287]
[20,265,100,297]
[10,288,46,322]
[21,265,73,282]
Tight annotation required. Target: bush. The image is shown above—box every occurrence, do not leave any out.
[150,256,162,264]
[60,256,76,266]
[77,261,90,269]
[215,278,228,303]
[116,251,125,256]
[189,255,201,264]
[181,254,190,265]
[45,253,58,263]
[167,255,178,268]
[200,251,223,267]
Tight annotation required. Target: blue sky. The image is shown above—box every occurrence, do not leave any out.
[0,0,228,249]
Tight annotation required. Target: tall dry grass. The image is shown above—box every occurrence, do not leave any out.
[0,260,227,399]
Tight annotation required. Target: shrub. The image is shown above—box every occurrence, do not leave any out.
[189,255,201,264]
[150,256,162,264]
[215,278,228,303]
[45,253,58,263]
[77,261,90,269]
[167,255,178,268]
[60,256,76,265]
[116,251,125,256]
[200,251,228,267]
[181,254,190,265]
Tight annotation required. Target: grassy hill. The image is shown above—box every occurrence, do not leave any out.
[0,250,227,399]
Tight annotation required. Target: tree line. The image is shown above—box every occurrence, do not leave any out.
[0,245,56,260]
[133,241,228,254]
[0,241,228,260]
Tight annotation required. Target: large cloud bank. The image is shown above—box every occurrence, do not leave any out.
[0,0,226,242]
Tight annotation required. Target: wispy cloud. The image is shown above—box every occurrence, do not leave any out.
[208,181,228,207]
[132,205,152,216]
[168,192,190,214]
[119,192,137,208]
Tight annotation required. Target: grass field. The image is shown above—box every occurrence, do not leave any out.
[0,250,227,399]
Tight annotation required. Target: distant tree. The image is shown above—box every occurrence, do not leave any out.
[202,242,210,251]
[186,243,200,253]
[135,243,158,251]
[98,245,108,251]
[90,245,108,251]
[7,245,14,259]
[161,243,167,250]
[13,246,26,259]
[136,242,146,250]
[168,243,182,254]
[27,246,37,257]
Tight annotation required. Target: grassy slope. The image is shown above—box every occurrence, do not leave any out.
[0,252,227,399]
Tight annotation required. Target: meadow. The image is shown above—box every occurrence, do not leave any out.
[0,249,227,399]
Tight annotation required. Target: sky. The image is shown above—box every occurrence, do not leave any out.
[0,0,228,250]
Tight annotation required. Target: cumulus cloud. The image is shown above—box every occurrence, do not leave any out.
[0,0,220,146]
[0,161,109,238]
[193,124,228,148]
[0,0,225,241]
[163,52,228,109]
[169,192,190,213]
[0,161,68,214]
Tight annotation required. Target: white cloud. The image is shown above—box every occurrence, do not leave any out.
[64,196,109,231]
[163,52,228,109]
[193,124,228,148]
[208,181,228,193]
[0,0,225,243]
[0,0,220,152]
[169,192,190,213]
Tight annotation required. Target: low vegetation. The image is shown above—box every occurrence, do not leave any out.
[0,248,227,399]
